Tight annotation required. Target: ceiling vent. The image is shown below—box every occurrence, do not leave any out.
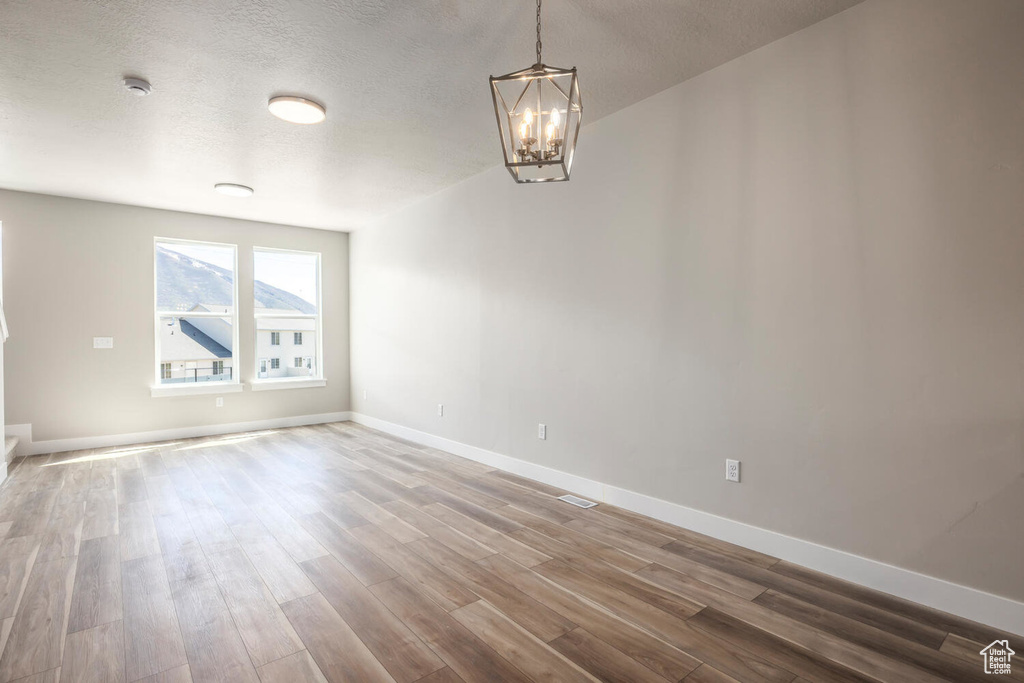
[558,494,598,509]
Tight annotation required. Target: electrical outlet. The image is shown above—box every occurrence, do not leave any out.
[215,397,224,408]
[438,404,444,417]
[538,423,546,440]
[93,337,114,349]
[725,459,740,483]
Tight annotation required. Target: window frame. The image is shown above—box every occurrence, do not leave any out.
[152,237,241,397]
[251,246,324,387]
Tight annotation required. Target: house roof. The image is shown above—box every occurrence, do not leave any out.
[160,318,231,361]
[256,318,316,332]
[255,306,316,315]
[191,303,233,315]
[188,303,316,331]
[255,306,317,332]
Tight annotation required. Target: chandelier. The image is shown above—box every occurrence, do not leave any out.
[489,0,582,183]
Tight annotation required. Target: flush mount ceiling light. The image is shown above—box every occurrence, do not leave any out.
[214,183,254,197]
[489,0,582,183]
[268,96,326,124]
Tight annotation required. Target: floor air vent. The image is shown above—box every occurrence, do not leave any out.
[558,494,598,509]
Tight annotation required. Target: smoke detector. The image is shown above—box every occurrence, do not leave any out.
[123,77,152,96]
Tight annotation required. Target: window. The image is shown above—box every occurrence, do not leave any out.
[155,239,237,387]
[254,248,321,380]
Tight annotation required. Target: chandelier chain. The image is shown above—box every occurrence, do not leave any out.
[536,0,542,64]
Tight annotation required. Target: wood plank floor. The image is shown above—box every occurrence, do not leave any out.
[0,422,1017,683]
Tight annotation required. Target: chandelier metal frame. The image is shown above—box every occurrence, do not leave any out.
[489,0,583,184]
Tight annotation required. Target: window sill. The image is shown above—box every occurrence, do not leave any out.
[249,378,327,392]
[151,383,244,398]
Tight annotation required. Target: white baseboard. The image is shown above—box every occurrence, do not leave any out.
[5,424,32,457]
[348,412,1024,637]
[6,411,352,457]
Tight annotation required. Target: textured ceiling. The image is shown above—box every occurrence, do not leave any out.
[0,0,864,231]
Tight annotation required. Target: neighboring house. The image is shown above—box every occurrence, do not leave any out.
[159,317,233,383]
[169,304,316,380]
[255,307,316,379]
[188,303,234,350]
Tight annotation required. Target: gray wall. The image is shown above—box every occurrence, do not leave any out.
[350,0,1024,601]
[0,190,349,441]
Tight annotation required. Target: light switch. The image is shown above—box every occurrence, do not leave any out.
[93,337,114,349]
